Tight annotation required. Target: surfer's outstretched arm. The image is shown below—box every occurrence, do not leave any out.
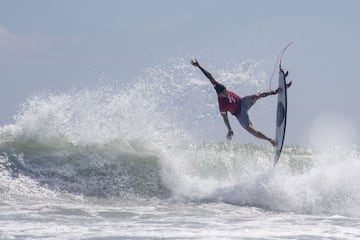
[191,59,217,85]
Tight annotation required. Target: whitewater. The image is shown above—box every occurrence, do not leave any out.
[1,59,360,239]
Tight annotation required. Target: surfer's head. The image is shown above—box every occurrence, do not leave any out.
[214,83,226,94]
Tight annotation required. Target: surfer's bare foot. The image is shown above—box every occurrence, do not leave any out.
[274,81,292,94]
[270,139,276,147]
[286,81,292,89]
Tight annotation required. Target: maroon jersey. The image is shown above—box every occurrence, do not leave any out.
[218,90,242,115]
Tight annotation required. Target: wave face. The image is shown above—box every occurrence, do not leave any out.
[1,58,360,217]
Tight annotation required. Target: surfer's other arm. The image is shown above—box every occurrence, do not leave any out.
[221,112,234,140]
[191,59,217,85]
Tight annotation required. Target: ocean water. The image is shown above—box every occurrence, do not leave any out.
[1,60,360,239]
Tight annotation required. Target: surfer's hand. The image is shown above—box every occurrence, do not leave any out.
[226,130,234,141]
[191,59,199,67]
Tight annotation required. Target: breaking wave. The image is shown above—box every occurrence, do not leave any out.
[1,58,359,217]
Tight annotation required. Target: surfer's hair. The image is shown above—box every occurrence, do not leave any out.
[214,84,226,94]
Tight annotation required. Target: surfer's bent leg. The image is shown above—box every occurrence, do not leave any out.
[252,90,277,102]
[252,81,292,102]
[237,98,275,146]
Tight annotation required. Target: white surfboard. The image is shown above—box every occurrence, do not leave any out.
[274,67,288,166]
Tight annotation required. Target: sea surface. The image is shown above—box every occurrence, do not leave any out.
[1,60,360,239]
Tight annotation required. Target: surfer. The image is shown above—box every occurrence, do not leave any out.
[191,59,291,146]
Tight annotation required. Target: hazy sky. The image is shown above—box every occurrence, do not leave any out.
[1,0,359,145]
